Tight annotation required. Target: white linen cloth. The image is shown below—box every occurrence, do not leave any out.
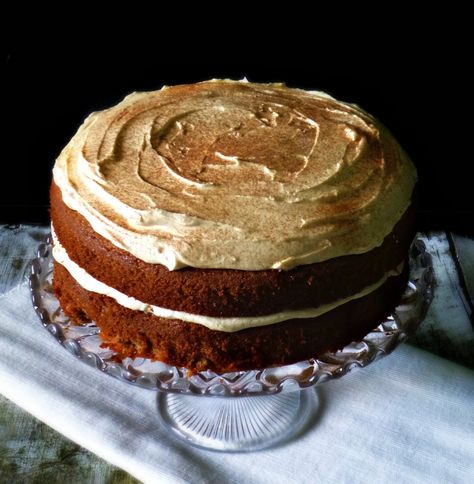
[1,282,473,484]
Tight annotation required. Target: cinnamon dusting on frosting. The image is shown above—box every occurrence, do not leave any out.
[53,80,417,270]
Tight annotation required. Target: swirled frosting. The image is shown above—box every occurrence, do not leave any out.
[53,80,417,271]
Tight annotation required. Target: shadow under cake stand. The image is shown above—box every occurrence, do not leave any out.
[30,236,434,452]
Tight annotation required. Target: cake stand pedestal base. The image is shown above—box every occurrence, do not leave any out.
[157,389,318,452]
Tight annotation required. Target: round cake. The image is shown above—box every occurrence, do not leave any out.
[51,79,417,373]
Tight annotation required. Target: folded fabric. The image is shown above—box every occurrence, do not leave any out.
[1,282,473,483]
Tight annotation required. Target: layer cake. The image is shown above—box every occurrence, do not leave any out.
[51,80,417,373]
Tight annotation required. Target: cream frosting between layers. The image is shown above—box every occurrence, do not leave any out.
[53,79,417,271]
[52,228,405,332]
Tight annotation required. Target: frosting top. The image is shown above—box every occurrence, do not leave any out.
[53,80,417,271]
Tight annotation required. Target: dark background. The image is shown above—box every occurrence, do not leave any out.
[3,48,472,232]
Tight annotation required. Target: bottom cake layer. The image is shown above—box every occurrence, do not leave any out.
[53,261,409,373]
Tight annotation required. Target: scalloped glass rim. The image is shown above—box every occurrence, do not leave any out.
[29,235,434,397]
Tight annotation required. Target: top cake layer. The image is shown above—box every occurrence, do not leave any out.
[53,80,417,271]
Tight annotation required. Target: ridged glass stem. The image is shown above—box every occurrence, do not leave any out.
[158,389,317,451]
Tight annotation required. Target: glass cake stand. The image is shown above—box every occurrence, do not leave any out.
[30,236,434,451]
